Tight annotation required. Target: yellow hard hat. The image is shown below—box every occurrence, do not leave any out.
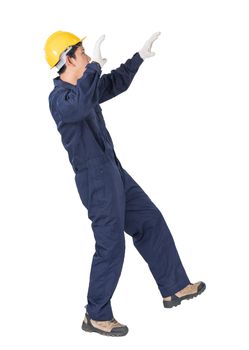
[44,31,87,68]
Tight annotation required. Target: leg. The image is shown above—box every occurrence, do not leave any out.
[122,168,191,297]
[75,156,126,320]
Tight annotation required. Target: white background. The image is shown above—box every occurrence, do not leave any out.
[0,0,248,348]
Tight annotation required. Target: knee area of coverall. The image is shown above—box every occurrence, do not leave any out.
[95,234,125,260]
[132,207,173,245]
[128,206,162,237]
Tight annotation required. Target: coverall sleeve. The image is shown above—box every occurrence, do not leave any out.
[55,62,102,123]
[98,52,144,104]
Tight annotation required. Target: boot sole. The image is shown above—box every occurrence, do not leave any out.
[163,281,206,308]
[81,314,129,337]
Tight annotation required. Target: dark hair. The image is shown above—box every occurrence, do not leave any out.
[58,42,82,75]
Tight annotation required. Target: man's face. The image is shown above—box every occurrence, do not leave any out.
[70,45,91,77]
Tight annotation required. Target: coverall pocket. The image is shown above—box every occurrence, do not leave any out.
[87,162,106,208]
[74,168,89,209]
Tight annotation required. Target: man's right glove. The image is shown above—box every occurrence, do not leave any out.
[92,34,107,68]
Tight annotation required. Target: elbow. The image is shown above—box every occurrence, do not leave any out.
[59,103,94,123]
[60,110,88,123]
[57,97,98,123]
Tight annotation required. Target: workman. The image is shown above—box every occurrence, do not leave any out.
[44,30,206,337]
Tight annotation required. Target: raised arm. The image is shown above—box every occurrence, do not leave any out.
[98,52,144,104]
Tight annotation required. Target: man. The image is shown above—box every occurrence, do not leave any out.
[44,30,206,337]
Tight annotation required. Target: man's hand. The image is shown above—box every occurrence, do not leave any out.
[138,32,161,60]
[92,34,107,68]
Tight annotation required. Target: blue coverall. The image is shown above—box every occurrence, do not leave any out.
[48,52,191,321]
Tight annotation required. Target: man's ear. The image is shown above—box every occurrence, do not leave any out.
[65,55,76,67]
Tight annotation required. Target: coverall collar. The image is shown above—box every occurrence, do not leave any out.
[53,76,76,90]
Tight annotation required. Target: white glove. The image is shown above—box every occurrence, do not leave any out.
[92,34,107,68]
[138,32,161,60]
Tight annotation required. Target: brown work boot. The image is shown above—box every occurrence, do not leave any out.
[163,281,206,308]
[81,312,129,337]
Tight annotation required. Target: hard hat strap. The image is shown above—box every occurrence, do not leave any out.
[55,46,72,70]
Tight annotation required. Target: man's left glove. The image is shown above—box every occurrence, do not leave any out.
[138,32,161,60]
[92,34,107,68]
